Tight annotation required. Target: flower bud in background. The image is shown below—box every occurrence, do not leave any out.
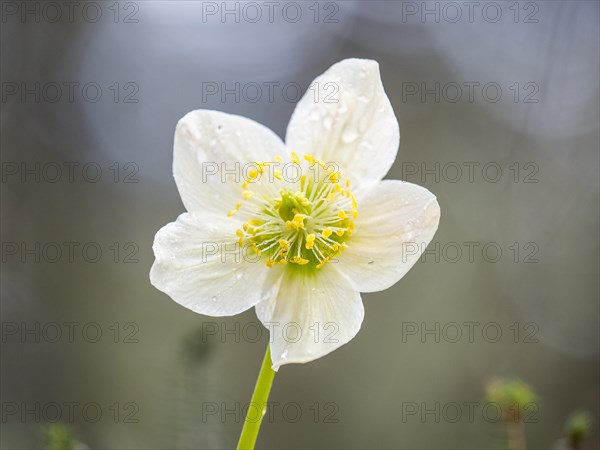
[485,377,537,423]
[565,412,593,450]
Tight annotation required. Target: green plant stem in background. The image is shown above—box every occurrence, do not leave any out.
[237,345,276,450]
[507,420,526,450]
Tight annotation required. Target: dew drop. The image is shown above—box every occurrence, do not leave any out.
[235,271,246,281]
[342,127,359,143]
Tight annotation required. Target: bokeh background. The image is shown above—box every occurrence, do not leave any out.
[1,1,599,449]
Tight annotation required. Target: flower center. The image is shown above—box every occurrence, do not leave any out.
[227,152,358,270]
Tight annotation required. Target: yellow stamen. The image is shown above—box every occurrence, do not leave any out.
[305,234,316,249]
[291,213,306,229]
[303,154,316,166]
[291,256,309,265]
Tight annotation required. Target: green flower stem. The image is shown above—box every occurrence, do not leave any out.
[237,344,276,450]
[508,420,526,450]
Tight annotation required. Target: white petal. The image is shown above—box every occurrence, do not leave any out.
[150,212,268,316]
[285,58,399,187]
[174,110,287,214]
[255,268,364,370]
[335,180,440,293]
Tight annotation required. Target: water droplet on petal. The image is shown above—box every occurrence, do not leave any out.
[342,127,359,143]
[235,271,246,281]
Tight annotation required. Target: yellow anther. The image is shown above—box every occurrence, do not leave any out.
[348,221,355,231]
[236,229,244,239]
[329,172,340,183]
[345,178,350,188]
[291,257,309,265]
[274,155,283,163]
[353,211,358,218]
[274,171,283,180]
[279,239,289,250]
[242,181,250,189]
[326,192,337,201]
[338,210,347,219]
[291,152,300,164]
[248,169,259,179]
[296,192,311,206]
[243,190,254,200]
[336,229,345,237]
[266,259,275,268]
[291,213,306,229]
[316,258,328,269]
[322,228,333,239]
[227,202,243,217]
[303,154,316,165]
[251,243,261,255]
[335,184,341,192]
[305,234,316,249]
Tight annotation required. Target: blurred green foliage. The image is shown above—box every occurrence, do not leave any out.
[44,424,75,450]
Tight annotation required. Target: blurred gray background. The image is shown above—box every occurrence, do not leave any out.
[1,1,599,449]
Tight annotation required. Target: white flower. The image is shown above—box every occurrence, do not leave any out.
[150,59,440,370]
